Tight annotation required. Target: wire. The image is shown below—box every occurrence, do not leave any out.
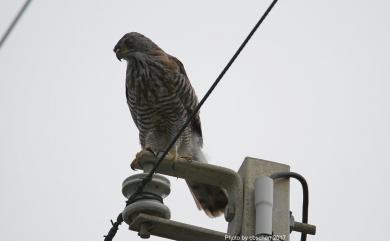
[103,214,123,241]
[270,172,309,241]
[0,0,32,50]
[104,0,280,239]
[131,0,280,204]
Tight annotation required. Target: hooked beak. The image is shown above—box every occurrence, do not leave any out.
[114,48,123,61]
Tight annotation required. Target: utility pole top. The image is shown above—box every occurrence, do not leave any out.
[238,157,290,240]
[119,152,316,241]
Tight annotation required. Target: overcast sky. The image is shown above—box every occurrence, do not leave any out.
[1,0,389,241]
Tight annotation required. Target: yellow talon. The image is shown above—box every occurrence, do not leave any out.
[131,149,156,170]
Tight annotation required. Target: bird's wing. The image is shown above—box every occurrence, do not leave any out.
[168,55,203,147]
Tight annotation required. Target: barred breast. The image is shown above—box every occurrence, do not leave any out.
[125,52,195,152]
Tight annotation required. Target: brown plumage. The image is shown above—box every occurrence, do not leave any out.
[114,32,227,217]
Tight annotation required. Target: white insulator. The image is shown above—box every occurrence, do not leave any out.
[255,176,274,236]
[121,173,171,225]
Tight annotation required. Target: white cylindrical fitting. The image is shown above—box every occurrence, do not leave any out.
[255,176,274,236]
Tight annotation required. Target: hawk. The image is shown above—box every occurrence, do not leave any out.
[114,32,228,217]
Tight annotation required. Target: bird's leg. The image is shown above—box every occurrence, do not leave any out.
[166,149,194,170]
[131,147,192,171]
[176,143,193,162]
[131,147,156,170]
[164,148,177,161]
[177,155,193,161]
[161,148,182,170]
[166,149,177,170]
[176,147,193,162]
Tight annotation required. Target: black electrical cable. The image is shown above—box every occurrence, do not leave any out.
[130,0,280,207]
[0,0,32,50]
[104,0,280,240]
[270,172,309,241]
[103,213,123,241]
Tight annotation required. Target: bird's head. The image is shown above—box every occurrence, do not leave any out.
[113,32,159,61]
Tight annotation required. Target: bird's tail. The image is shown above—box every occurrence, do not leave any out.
[186,148,228,217]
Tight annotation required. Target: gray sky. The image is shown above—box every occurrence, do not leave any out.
[1,0,389,241]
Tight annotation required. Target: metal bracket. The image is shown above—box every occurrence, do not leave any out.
[289,212,316,235]
[129,213,227,241]
[132,150,243,235]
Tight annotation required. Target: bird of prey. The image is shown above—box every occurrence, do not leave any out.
[114,32,228,217]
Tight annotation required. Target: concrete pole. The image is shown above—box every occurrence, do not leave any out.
[238,157,290,240]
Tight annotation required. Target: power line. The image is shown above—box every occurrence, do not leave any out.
[131,0,280,205]
[0,0,32,50]
[104,0,280,240]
